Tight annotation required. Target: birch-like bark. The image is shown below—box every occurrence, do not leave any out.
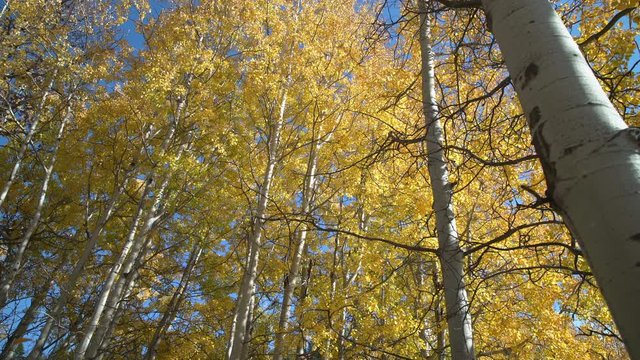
[0,73,56,210]
[0,281,50,360]
[228,89,287,360]
[418,1,475,359]
[481,0,640,356]
[273,129,320,360]
[0,0,9,20]
[71,178,151,360]
[0,103,71,308]
[26,138,145,360]
[85,136,192,359]
[239,295,258,360]
[432,265,446,360]
[75,165,174,359]
[144,245,202,360]
[74,95,187,360]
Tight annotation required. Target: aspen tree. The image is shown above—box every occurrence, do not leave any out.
[418,0,475,358]
[480,0,640,356]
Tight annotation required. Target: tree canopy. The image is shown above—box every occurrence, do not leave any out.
[0,0,638,359]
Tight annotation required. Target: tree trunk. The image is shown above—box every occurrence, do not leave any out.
[418,1,475,359]
[228,89,287,360]
[0,102,71,308]
[0,280,50,360]
[239,293,258,360]
[144,245,202,360]
[273,127,320,360]
[481,0,640,357]
[0,72,56,209]
[74,86,192,359]
[25,139,144,359]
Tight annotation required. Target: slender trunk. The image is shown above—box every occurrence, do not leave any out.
[26,143,143,360]
[0,73,56,209]
[481,0,640,356]
[74,92,188,359]
[144,246,202,360]
[72,179,151,360]
[239,294,257,360]
[0,0,9,20]
[416,260,429,359]
[78,170,170,359]
[326,199,342,356]
[0,282,50,360]
[418,1,475,359]
[432,268,446,360]
[86,137,191,359]
[228,89,287,360]
[338,307,348,360]
[335,195,366,360]
[273,131,320,360]
[91,279,132,360]
[227,300,239,359]
[0,103,71,308]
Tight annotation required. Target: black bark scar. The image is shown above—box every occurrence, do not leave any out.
[563,143,583,156]
[527,106,557,203]
[630,233,640,241]
[521,63,539,90]
[485,11,493,33]
[529,106,541,128]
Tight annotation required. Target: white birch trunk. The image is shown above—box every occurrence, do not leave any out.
[30,135,151,359]
[73,178,152,359]
[239,294,257,360]
[75,96,186,359]
[0,103,71,308]
[26,141,145,360]
[144,245,202,360]
[273,129,320,360]
[85,136,192,359]
[0,73,56,210]
[78,168,174,359]
[228,90,287,360]
[418,1,475,359]
[481,0,640,356]
[0,280,50,360]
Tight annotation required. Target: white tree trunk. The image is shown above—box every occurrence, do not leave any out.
[0,279,51,360]
[418,1,475,359]
[0,103,71,308]
[0,73,56,209]
[73,179,152,359]
[86,136,192,359]
[228,90,287,360]
[481,0,640,356]
[26,142,144,360]
[75,95,187,359]
[273,129,320,360]
[145,245,202,360]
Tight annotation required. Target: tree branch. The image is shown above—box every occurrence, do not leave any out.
[434,0,482,9]
[579,7,637,47]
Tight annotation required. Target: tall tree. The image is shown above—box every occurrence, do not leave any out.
[479,0,640,357]
[418,0,476,359]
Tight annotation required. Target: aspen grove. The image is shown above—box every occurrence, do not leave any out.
[1,0,639,359]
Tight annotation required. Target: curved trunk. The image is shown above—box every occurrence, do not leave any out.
[481,0,640,357]
[74,95,187,359]
[0,281,49,360]
[418,1,475,359]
